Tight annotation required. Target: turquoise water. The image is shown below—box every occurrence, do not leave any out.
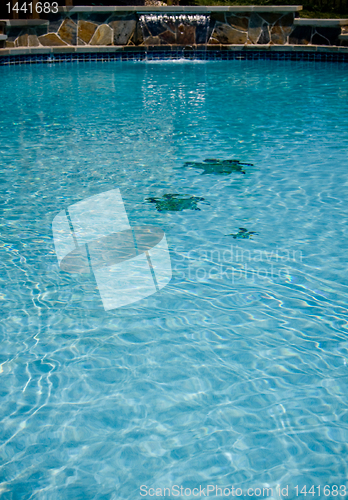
[1,60,348,499]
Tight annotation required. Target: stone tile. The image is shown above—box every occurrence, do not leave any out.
[258,24,270,44]
[177,24,196,45]
[38,33,68,46]
[270,25,288,45]
[90,24,113,45]
[212,22,247,44]
[145,21,167,37]
[78,21,98,44]
[159,29,177,44]
[16,33,29,47]
[28,32,40,47]
[109,20,136,45]
[58,18,77,45]
[77,38,87,46]
[130,23,144,46]
[144,36,161,45]
[289,26,312,45]
[249,13,264,29]
[226,15,249,31]
[275,13,294,27]
[208,37,220,45]
[259,13,282,25]
[248,27,262,44]
[89,24,114,45]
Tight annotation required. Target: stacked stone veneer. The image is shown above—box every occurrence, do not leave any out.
[3,11,345,48]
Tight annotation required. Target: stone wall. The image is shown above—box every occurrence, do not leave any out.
[3,8,348,48]
[209,12,294,45]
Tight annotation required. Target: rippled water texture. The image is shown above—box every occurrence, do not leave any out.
[1,60,348,499]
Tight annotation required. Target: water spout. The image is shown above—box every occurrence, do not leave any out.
[139,13,212,46]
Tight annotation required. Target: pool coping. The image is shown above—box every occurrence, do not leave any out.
[57,5,303,13]
[1,44,348,56]
[293,18,348,26]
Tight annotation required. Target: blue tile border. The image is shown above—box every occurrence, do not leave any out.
[1,50,348,65]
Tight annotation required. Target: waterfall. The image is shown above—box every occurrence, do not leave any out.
[139,13,212,47]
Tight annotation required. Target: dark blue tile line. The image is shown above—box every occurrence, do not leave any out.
[1,50,348,65]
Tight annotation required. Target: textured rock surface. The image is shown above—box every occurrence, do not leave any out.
[211,23,247,45]
[177,24,196,45]
[16,33,29,47]
[58,18,77,45]
[226,15,249,31]
[248,27,262,44]
[28,33,40,47]
[159,29,177,44]
[258,24,270,44]
[110,20,136,45]
[276,13,294,27]
[271,25,288,45]
[260,13,283,25]
[144,35,161,45]
[90,24,113,45]
[78,20,97,44]
[15,29,40,47]
[250,13,264,30]
[38,33,68,46]
[289,26,312,45]
[131,23,144,45]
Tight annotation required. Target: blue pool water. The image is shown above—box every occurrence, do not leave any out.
[1,60,348,499]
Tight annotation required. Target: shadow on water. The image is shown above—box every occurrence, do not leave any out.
[145,193,209,212]
[226,227,258,239]
[182,158,253,175]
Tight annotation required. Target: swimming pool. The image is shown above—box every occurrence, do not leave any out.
[1,60,348,499]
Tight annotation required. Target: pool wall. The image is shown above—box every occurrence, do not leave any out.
[1,6,348,62]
